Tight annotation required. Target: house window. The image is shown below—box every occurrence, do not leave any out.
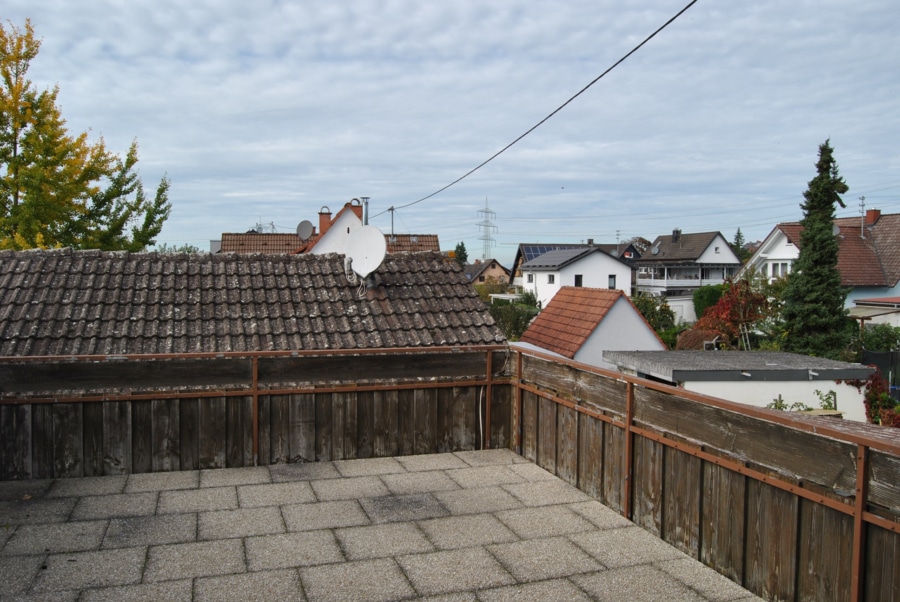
[547,274,555,284]
[608,274,616,289]
[574,275,583,287]
[714,246,720,253]
[526,274,533,283]
[781,262,789,276]
[479,276,485,282]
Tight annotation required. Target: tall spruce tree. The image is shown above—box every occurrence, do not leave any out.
[781,140,850,358]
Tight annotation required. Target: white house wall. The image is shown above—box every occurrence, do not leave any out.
[684,380,867,422]
[742,229,798,281]
[696,234,742,264]
[524,253,631,308]
[666,296,696,324]
[575,298,666,370]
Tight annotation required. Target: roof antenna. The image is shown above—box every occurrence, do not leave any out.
[859,196,866,239]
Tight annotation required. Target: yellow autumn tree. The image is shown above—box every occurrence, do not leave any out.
[0,19,170,250]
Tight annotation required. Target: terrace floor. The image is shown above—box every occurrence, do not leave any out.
[0,449,761,601]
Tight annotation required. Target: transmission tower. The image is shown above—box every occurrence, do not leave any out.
[477,198,498,260]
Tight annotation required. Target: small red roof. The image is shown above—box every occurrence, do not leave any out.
[519,287,663,359]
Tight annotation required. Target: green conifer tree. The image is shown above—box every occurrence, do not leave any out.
[781,140,850,358]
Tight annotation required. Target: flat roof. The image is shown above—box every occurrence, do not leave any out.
[602,350,874,383]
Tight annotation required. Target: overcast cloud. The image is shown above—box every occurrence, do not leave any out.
[4,1,898,265]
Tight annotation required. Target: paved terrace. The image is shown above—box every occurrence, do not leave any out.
[0,450,762,601]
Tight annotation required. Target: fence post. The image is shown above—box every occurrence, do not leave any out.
[851,443,869,602]
[252,356,259,466]
[624,381,635,521]
[484,350,493,449]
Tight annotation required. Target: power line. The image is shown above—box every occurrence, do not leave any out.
[371,0,699,220]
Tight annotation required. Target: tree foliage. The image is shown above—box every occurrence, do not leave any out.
[859,323,900,352]
[452,241,468,266]
[780,140,850,358]
[0,19,170,251]
[731,228,750,262]
[693,279,768,349]
[488,293,539,341]
[692,284,724,321]
[632,294,676,348]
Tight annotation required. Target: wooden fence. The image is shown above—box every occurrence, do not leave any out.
[0,346,513,478]
[2,344,899,601]
[512,348,900,602]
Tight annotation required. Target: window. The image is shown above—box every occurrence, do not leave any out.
[526,273,533,283]
[574,274,583,287]
[714,246,720,253]
[608,274,616,289]
[781,262,789,276]
[547,274,555,284]
[479,276,485,282]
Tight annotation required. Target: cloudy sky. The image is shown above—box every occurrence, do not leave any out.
[5,1,898,266]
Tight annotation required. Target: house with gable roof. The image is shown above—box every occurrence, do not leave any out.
[0,249,504,356]
[508,240,641,289]
[515,287,666,370]
[741,209,900,312]
[634,229,742,323]
[519,246,632,309]
[464,259,510,285]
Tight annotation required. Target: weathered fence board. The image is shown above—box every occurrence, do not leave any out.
[601,421,624,513]
[490,384,511,450]
[521,391,537,463]
[131,400,152,474]
[82,402,103,477]
[556,404,578,485]
[357,390,375,459]
[865,524,900,601]
[537,397,557,475]
[869,450,900,511]
[797,498,852,601]
[662,446,702,557]
[577,412,604,499]
[436,387,454,453]
[289,394,315,463]
[314,392,333,462]
[0,405,31,479]
[700,462,746,583]
[31,404,53,479]
[373,390,399,457]
[152,398,180,472]
[632,435,663,536]
[414,388,438,455]
[397,389,415,456]
[198,397,226,469]
[179,398,199,470]
[744,479,798,601]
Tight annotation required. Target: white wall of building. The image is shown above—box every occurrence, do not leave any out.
[523,252,631,308]
[696,234,742,264]
[310,211,363,255]
[575,298,666,370]
[684,380,867,422]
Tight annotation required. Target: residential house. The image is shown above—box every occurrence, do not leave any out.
[520,247,632,309]
[0,249,505,356]
[464,259,511,285]
[742,209,900,309]
[603,350,874,422]
[508,241,640,289]
[516,287,666,370]
[635,230,742,323]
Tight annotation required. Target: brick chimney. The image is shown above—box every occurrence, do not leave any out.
[318,206,332,235]
[865,208,881,225]
[672,229,681,243]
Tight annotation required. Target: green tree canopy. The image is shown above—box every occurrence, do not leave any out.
[453,241,468,266]
[781,140,851,358]
[0,19,170,250]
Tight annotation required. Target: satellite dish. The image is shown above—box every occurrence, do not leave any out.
[345,225,387,278]
[297,220,314,240]
[832,224,841,236]
[650,245,660,255]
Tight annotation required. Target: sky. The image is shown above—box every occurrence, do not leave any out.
[4,1,899,267]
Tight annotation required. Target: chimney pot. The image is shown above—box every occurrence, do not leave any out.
[318,206,332,235]
[865,208,881,225]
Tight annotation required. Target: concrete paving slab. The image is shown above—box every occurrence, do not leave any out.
[495,505,595,539]
[102,513,197,549]
[194,568,304,602]
[569,525,686,568]
[336,522,434,560]
[70,492,158,520]
[453,449,528,467]
[32,547,146,592]
[79,579,193,602]
[237,480,315,507]
[124,471,199,493]
[301,557,415,602]
[398,547,515,596]
[566,500,634,530]
[198,506,285,539]
[2,520,106,555]
[245,529,343,570]
[656,557,764,601]
[281,499,371,531]
[0,498,76,525]
[360,493,450,523]
[200,466,271,488]
[268,461,341,482]
[0,553,47,596]
[417,513,518,550]
[433,486,523,515]
[46,476,126,498]
[333,456,406,477]
[571,565,705,602]
[506,462,560,482]
[381,470,460,495]
[477,578,594,602]
[0,479,53,501]
[488,536,602,582]
[310,475,389,501]
[396,452,469,472]
[143,538,245,582]
[445,465,526,489]
[157,485,237,514]
[502,479,593,507]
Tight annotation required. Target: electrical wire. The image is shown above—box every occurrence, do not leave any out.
[371,0,699,220]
